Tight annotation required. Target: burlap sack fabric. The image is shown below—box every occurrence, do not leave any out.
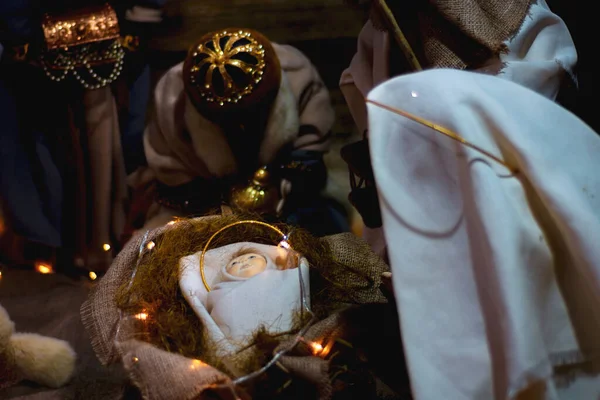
[321,234,387,304]
[81,217,390,399]
[375,0,534,70]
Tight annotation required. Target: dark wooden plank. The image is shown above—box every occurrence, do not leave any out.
[150,1,365,51]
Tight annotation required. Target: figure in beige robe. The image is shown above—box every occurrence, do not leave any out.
[127,28,338,238]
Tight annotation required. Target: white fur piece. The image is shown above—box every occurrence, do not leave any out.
[11,333,76,388]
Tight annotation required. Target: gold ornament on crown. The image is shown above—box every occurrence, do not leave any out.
[39,3,124,90]
[41,3,120,50]
[189,30,266,106]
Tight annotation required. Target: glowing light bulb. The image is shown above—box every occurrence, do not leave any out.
[135,312,148,321]
[89,271,98,281]
[35,262,54,274]
[102,243,111,251]
[189,359,205,370]
[309,341,323,355]
[146,241,155,250]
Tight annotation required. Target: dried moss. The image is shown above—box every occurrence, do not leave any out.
[114,213,373,375]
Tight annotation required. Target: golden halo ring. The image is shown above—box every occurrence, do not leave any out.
[200,220,290,292]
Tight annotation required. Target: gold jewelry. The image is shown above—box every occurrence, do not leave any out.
[199,220,289,292]
[41,3,119,50]
[40,4,124,89]
[230,167,279,213]
[121,35,140,52]
[187,29,266,106]
[41,40,124,89]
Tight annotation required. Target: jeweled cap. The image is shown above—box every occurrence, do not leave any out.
[183,28,282,122]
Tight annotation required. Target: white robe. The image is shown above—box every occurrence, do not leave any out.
[367,68,600,399]
[339,0,577,258]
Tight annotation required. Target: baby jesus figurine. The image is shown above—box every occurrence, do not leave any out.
[179,242,310,356]
[223,251,268,279]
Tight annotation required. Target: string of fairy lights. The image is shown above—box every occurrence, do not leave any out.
[112,218,338,396]
[0,216,357,398]
[0,218,176,281]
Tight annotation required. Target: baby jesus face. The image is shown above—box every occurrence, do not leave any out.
[225,251,268,278]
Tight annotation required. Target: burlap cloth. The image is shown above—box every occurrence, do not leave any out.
[375,0,535,70]
[81,218,391,400]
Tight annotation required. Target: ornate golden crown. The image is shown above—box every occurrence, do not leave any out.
[187,29,267,106]
[41,3,120,50]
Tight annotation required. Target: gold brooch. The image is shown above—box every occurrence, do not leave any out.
[188,29,266,106]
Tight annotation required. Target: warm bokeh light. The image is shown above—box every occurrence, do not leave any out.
[309,341,323,355]
[89,271,98,281]
[135,312,148,321]
[167,220,176,226]
[35,262,54,274]
[102,243,111,251]
[146,241,156,250]
[189,359,206,370]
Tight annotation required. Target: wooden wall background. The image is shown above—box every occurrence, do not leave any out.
[150,0,365,51]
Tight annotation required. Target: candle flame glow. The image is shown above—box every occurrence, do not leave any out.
[35,262,54,274]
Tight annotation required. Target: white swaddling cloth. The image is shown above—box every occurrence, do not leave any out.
[367,69,600,399]
[179,242,310,356]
